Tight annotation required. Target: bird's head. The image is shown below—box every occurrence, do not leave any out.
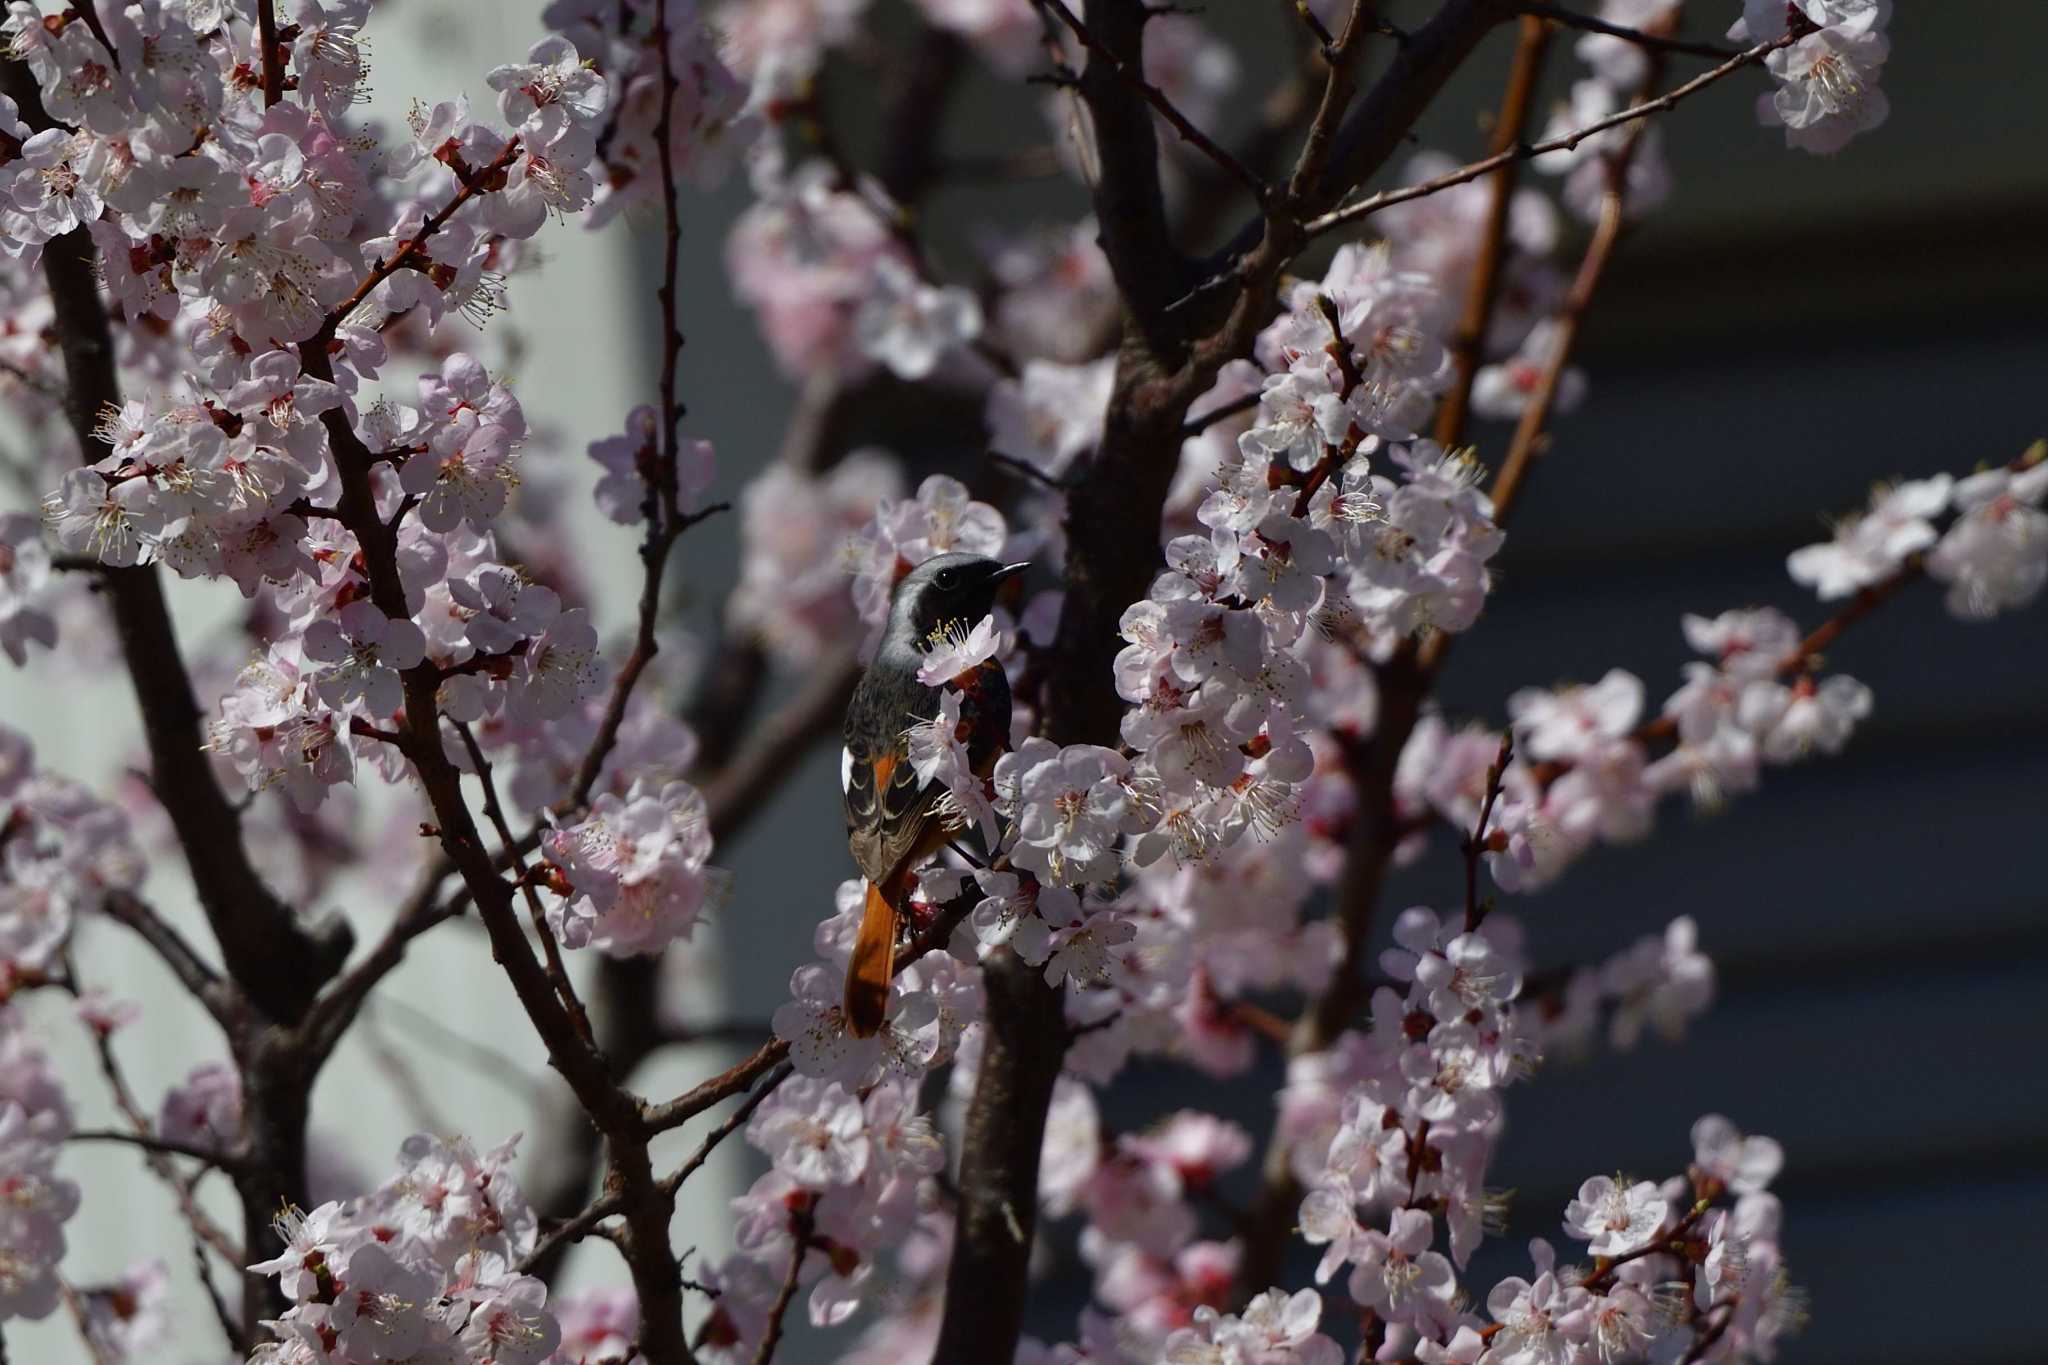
[888,553,1029,641]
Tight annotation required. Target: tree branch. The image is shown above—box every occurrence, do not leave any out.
[253,0,285,107]
[1053,0,1197,345]
[98,892,239,1026]
[1518,2,1739,60]
[1036,0,1269,205]
[68,1128,243,1169]
[1307,31,1795,237]
[749,1205,812,1365]
[931,948,1066,1359]
[1434,15,1552,448]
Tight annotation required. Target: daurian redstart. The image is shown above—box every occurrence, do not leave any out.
[840,553,1025,1037]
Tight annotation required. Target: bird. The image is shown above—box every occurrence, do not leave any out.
[841,553,1026,1037]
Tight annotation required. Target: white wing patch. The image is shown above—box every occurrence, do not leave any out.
[840,745,854,794]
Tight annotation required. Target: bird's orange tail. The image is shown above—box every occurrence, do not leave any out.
[844,878,898,1038]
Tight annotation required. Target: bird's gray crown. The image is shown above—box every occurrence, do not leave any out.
[883,553,1027,649]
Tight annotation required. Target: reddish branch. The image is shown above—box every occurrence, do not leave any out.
[253,0,285,107]
[1462,734,1515,932]
[1240,29,1675,1295]
[751,1204,814,1365]
[1434,15,1552,448]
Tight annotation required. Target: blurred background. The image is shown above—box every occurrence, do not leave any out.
[6,2,2044,1361]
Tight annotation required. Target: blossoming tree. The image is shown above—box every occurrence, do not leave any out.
[0,0,2034,1362]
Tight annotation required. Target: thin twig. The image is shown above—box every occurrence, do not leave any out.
[1461,734,1513,932]
[661,1062,794,1195]
[70,983,242,1262]
[1181,387,1262,436]
[190,1224,248,1356]
[457,722,594,1045]
[68,1128,242,1169]
[749,1205,814,1365]
[1460,87,1641,538]
[1305,33,1794,237]
[1287,0,1337,50]
[300,860,464,1064]
[1035,0,1271,203]
[1518,2,1739,60]
[642,891,977,1135]
[518,1192,626,1276]
[98,892,237,1025]
[315,139,525,338]
[60,1281,114,1365]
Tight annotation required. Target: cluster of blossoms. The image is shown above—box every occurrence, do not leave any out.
[689,1073,950,1356]
[0,1006,78,1324]
[1272,916,1797,1365]
[246,1133,567,1363]
[726,148,985,382]
[1790,456,2048,619]
[1383,443,2045,901]
[1732,0,1892,153]
[0,2,743,950]
[540,778,726,955]
[0,723,145,978]
[0,0,736,805]
[0,0,1984,1358]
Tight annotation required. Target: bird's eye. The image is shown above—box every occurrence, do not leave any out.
[934,568,960,591]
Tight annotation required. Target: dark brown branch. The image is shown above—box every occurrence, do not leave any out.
[1036,0,1269,205]
[457,722,595,1044]
[1056,0,1195,344]
[299,862,462,1065]
[1518,2,1739,60]
[662,1062,792,1195]
[931,949,1067,1360]
[749,1205,813,1365]
[253,0,285,107]
[68,1128,243,1169]
[99,892,238,1025]
[1316,0,1515,206]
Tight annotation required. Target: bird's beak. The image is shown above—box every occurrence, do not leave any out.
[989,561,1030,585]
[990,560,1029,605]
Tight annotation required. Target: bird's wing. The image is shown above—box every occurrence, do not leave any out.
[843,670,945,885]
